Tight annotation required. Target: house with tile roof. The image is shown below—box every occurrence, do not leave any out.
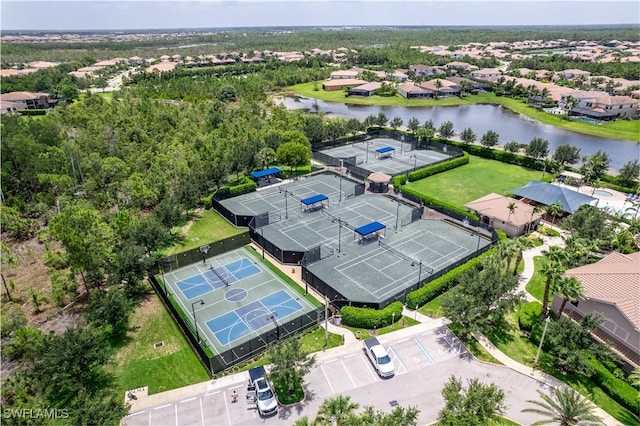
[418,79,459,97]
[0,91,53,110]
[347,82,382,97]
[322,78,366,92]
[465,193,543,237]
[470,68,502,80]
[551,251,640,368]
[396,82,431,99]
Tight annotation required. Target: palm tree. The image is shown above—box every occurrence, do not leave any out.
[507,201,518,224]
[434,79,443,99]
[555,276,586,317]
[527,205,543,234]
[539,259,564,319]
[315,395,359,425]
[522,387,603,426]
[545,201,564,226]
[542,245,569,267]
[512,235,535,276]
[496,239,518,274]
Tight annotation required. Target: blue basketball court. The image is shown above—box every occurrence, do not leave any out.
[206,289,304,346]
[176,257,260,300]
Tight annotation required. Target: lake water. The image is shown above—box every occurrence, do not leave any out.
[275,96,639,172]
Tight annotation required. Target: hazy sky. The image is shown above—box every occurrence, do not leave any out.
[2,0,639,31]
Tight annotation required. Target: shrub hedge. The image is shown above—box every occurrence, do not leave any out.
[405,253,486,309]
[407,152,470,182]
[228,176,257,197]
[587,357,640,415]
[340,301,404,329]
[441,139,545,171]
[518,301,542,332]
[399,184,477,219]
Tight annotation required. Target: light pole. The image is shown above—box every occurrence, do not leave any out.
[191,299,205,343]
[476,227,481,251]
[324,295,329,345]
[394,192,402,232]
[260,227,265,259]
[534,316,551,367]
[337,173,343,203]
[279,187,289,220]
[365,141,373,164]
[410,154,417,171]
[332,218,347,253]
[418,261,422,285]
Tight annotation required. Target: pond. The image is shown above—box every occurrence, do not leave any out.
[275,96,640,172]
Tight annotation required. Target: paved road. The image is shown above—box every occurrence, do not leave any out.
[123,321,549,425]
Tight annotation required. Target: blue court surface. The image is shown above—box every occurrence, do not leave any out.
[176,257,260,300]
[206,289,304,346]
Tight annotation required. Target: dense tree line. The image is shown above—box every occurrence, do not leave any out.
[3,26,638,64]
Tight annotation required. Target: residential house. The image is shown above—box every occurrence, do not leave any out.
[447,76,491,92]
[0,91,53,110]
[410,64,437,78]
[347,82,382,97]
[563,92,639,120]
[396,82,431,99]
[551,251,640,368]
[418,79,459,97]
[322,78,366,91]
[470,68,502,80]
[465,193,543,237]
[0,101,17,114]
[554,68,592,80]
[329,69,360,79]
[389,69,409,82]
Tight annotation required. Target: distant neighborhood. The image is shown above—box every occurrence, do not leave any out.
[2,37,640,122]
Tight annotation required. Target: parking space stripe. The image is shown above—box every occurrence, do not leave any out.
[127,411,146,417]
[320,364,336,394]
[180,397,196,403]
[204,391,220,397]
[224,391,232,425]
[388,345,407,374]
[340,359,357,387]
[200,398,204,425]
[174,404,178,426]
[361,352,379,380]
[413,338,435,364]
[154,404,172,410]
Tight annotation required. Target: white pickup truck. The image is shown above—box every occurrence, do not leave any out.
[363,337,395,377]
[246,366,278,416]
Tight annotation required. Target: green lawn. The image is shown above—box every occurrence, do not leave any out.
[288,83,639,142]
[341,315,420,340]
[111,293,210,395]
[484,313,639,425]
[164,209,245,255]
[525,256,546,302]
[406,155,541,208]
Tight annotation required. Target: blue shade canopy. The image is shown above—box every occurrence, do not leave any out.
[507,180,596,214]
[301,194,328,205]
[355,221,386,236]
[375,146,395,154]
[250,167,281,179]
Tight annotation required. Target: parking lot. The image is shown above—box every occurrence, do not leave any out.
[123,326,504,426]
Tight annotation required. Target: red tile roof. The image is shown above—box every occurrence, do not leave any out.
[564,251,640,331]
